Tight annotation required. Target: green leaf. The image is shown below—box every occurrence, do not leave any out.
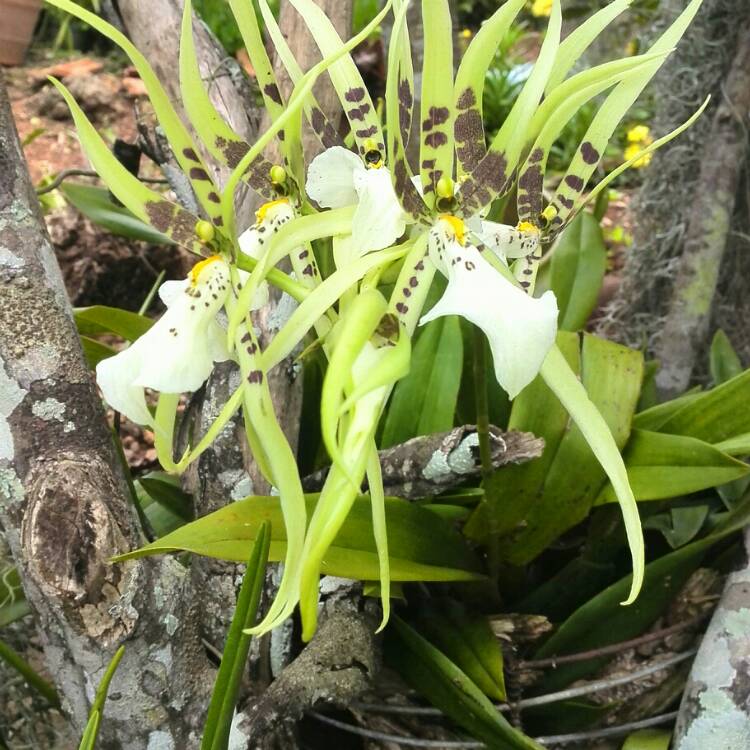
[632,389,703,432]
[381,316,463,448]
[78,646,125,750]
[202,522,270,750]
[453,0,526,175]
[385,616,542,750]
[538,336,644,604]
[80,336,116,368]
[418,0,455,203]
[710,329,743,385]
[47,77,204,255]
[595,429,749,505]
[533,494,750,691]
[138,472,193,522]
[410,599,506,701]
[656,369,750,443]
[75,306,153,341]
[0,564,30,628]
[0,639,59,707]
[113,494,484,583]
[621,729,671,750]
[504,335,643,573]
[642,504,709,549]
[464,331,581,544]
[549,212,606,331]
[60,183,173,244]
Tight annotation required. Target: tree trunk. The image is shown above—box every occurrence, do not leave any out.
[0,76,212,749]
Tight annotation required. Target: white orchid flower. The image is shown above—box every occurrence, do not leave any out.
[305,145,406,254]
[96,256,233,425]
[420,215,558,399]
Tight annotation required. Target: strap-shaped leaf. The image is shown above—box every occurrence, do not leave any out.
[180,0,276,201]
[544,0,632,93]
[453,0,526,176]
[286,0,386,156]
[517,58,657,223]
[547,0,704,234]
[46,0,226,229]
[418,0,455,205]
[49,78,205,255]
[540,343,644,605]
[460,0,561,215]
[385,0,429,220]
[255,0,343,158]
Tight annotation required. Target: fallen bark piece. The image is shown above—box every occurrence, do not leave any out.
[302,426,544,499]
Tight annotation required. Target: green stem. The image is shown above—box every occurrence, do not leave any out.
[0,638,60,708]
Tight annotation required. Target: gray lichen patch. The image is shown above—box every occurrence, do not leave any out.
[0,355,27,460]
[31,397,66,423]
[677,688,750,750]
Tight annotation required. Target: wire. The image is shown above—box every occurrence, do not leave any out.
[35,168,168,195]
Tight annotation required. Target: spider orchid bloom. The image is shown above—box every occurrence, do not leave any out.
[305,145,406,255]
[420,216,558,399]
[96,256,233,426]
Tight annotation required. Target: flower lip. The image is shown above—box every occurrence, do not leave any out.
[516,220,541,235]
[438,214,467,246]
[256,197,291,223]
[189,255,223,286]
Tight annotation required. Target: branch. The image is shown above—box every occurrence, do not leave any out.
[302,427,544,499]
[0,76,211,747]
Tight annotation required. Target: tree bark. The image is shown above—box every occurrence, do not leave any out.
[0,76,212,749]
[653,23,750,397]
[673,528,750,748]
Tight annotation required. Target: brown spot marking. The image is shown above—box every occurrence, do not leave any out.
[182,148,199,162]
[425,132,448,148]
[415,260,425,271]
[559,196,574,210]
[403,287,411,297]
[581,141,600,165]
[356,126,378,139]
[345,87,366,102]
[349,103,371,121]
[457,87,476,111]
[213,216,224,227]
[302,264,314,276]
[395,302,408,314]
[461,151,507,210]
[518,164,543,218]
[299,249,309,259]
[207,191,220,204]
[189,167,211,181]
[247,370,263,384]
[455,108,484,171]
[241,332,251,343]
[409,276,418,288]
[263,83,283,105]
[398,78,413,136]
[565,175,585,192]
[278,129,285,141]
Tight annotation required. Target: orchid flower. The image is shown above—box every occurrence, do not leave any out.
[306,144,407,256]
[96,257,233,426]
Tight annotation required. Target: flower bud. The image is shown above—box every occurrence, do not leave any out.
[195,220,215,242]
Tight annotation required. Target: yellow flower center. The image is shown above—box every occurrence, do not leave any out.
[256,198,290,223]
[626,125,652,144]
[189,255,222,286]
[440,215,466,246]
[531,0,553,17]
[517,221,540,235]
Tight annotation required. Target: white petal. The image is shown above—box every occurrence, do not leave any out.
[420,240,558,399]
[351,167,406,253]
[96,345,154,426]
[238,226,263,259]
[158,278,190,307]
[468,218,540,260]
[305,146,362,208]
[134,259,231,393]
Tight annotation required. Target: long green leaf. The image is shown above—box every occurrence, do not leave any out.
[385,616,542,750]
[75,305,153,341]
[0,639,59,707]
[539,340,644,604]
[113,494,483,583]
[78,646,125,749]
[595,429,749,504]
[202,522,270,750]
[710,330,743,385]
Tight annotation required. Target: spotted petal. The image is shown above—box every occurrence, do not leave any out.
[468,218,540,260]
[421,225,558,399]
[95,258,232,424]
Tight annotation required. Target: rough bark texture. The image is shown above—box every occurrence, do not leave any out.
[0,77,212,749]
[597,0,750,385]
[673,529,750,748]
[303,426,544,499]
[653,23,750,397]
